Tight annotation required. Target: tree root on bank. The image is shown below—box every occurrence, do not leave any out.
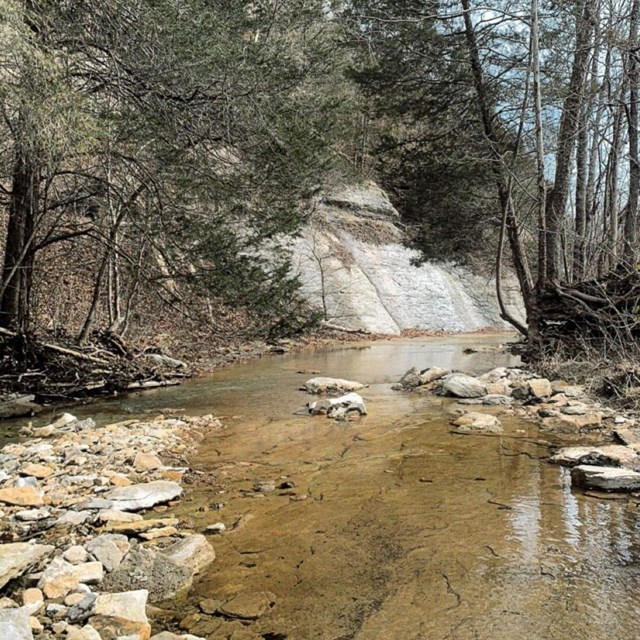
[0,329,191,405]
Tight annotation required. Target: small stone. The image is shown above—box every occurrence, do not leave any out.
[97,510,143,524]
[0,610,30,640]
[302,377,366,394]
[441,374,487,398]
[205,523,226,534]
[109,474,132,487]
[38,558,80,599]
[22,589,43,608]
[85,536,127,573]
[20,464,54,479]
[451,412,503,433]
[73,562,104,585]
[52,621,68,634]
[571,465,640,491]
[199,599,221,615]
[140,526,178,540]
[28,616,43,633]
[56,511,91,527]
[64,546,89,565]
[133,452,164,472]
[162,534,215,575]
[14,509,50,522]
[0,542,54,590]
[67,625,102,640]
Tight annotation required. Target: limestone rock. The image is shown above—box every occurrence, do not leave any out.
[551,445,640,469]
[85,536,127,572]
[102,548,193,603]
[302,377,366,394]
[89,615,151,640]
[94,590,148,623]
[103,517,178,534]
[218,591,276,621]
[64,546,89,565]
[0,487,43,507]
[451,412,503,433]
[571,465,640,491]
[418,367,450,386]
[0,607,32,640]
[103,481,182,511]
[20,464,53,479]
[528,378,552,398]
[97,510,143,524]
[0,543,53,590]
[441,374,486,399]
[162,534,215,575]
[133,452,164,472]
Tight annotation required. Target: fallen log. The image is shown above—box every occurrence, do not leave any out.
[319,320,371,335]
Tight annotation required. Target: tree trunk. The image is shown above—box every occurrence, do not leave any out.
[546,0,597,281]
[0,146,39,332]
[625,0,640,265]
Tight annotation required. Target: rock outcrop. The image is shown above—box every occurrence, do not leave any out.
[291,182,524,334]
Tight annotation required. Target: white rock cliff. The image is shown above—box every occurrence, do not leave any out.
[290,182,524,334]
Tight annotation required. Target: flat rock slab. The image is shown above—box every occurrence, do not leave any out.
[441,374,486,399]
[551,445,640,469]
[0,487,43,507]
[94,590,148,624]
[162,534,215,575]
[0,608,33,640]
[104,481,182,511]
[571,465,640,492]
[219,591,276,620]
[302,377,366,394]
[0,542,53,590]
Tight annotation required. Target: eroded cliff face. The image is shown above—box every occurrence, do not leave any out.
[291,182,524,334]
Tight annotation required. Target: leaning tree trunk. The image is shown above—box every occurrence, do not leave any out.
[0,145,39,332]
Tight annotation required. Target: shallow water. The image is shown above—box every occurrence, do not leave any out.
[13,334,640,638]
[153,334,640,640]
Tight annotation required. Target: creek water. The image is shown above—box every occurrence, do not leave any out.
[14,334,640,638]
[160,334,640,640]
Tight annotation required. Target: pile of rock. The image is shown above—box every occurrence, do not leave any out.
[301,377,368,420]
[0,412,222,640]
[395,365,613,434]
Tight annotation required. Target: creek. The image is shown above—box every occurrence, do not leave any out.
[15,334,640,638]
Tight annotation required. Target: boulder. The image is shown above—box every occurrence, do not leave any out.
[103,481,182,511]
[0,543,53,590]
[162,534,215,575]
[451,412,503,433]
[102,547,193,603]
[0,607,32,640]
[441,374,486,398]
[528,378,552,398]
[571,465,640,491]
[551,445,640,469]
[302,377,366,394]
[307,392,367,419]
[479,367,508,383]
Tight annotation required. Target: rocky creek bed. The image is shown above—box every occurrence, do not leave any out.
[0,412,231,640]
[3,336,640,640]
